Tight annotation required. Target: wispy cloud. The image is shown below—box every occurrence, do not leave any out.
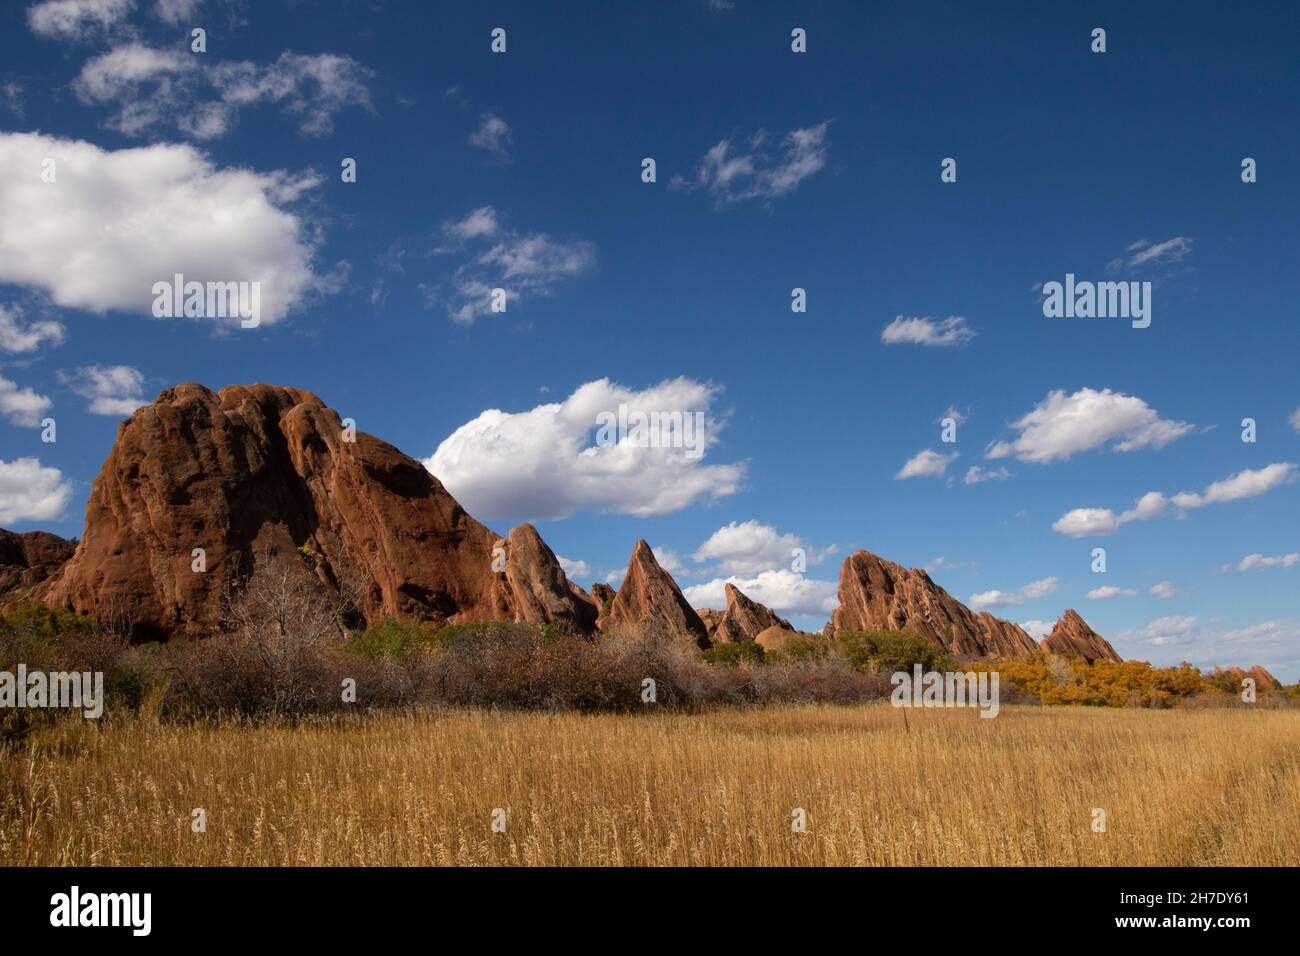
[969,576,1059,611]
[895,448,959,480]
[58,364,148,416]
[672,121,830,204]
[881,315,975,347]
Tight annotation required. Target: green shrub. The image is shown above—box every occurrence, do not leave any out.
[349,618,442,659]
[702,641,765,666]
[835,629,956,675]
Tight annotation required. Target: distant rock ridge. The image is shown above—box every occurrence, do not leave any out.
[0,529,75,609]
[711,583,793,644]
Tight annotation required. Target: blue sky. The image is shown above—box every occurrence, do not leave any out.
[1,0,1298,677]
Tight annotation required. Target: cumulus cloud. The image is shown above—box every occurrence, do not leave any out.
[1087,585,1137,600]
[425,377,743,520]
[0,457,72,523]
[691,519,834,576]
[672,121,830,204]
[1149,581,1176,599]
[683,570,838,618]
[895,448,958,480]
[0,133,325,326]
[986,387,1193,463]
[964,464,1010,485]
[1230,552,1299,572]
[74,44,374,139]
[0,304,65,353]
[424,208,594,324]
[57,364,147,415]
[1020,619,1053,640]
[968,576,1059,611]
[27,0,132,41]
[556,556,591,581]
[0,376,52,427]
[881,315,975,347]
[469,113,512,161]
[1053,464,1295,537]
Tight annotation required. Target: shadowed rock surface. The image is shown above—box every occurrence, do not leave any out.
[0,529,75,608]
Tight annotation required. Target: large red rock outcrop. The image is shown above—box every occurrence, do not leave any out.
[712,583,793,644]
[599,540,710,647]
[0,529,75,607]
[39,383,591,640]
[829,550,1040,659]
[1039,609,1122,663]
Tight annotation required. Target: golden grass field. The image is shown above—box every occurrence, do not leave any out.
[2,703,1297,866]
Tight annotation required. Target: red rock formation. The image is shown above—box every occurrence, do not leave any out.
[1211,665,1284,691]
[697,607,722,640]
[755,624,805,653]
[589,582,617,619]
[599,540,710,647]
[40,383,591,640]
[0,529,75,607]
[830,549,1039,659]
[1039,609,1122,663]
[712,583,793,644]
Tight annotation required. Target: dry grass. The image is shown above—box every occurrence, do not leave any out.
[2,703,1297,866]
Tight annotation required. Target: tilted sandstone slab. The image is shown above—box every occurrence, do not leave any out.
[0,529,75,608]
[830,549,1039,659]
[713,582,793,644]
[1038,609,1122,663]
[599,540,710,647]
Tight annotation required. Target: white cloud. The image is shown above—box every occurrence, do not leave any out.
[57,364,147,416]
[881,315,975,347]
[964,464,1010,485]
[969,576,1058,611]
[469,113,512,161]
[1110,236,1194,271]
[2,82,24,118]
[1149,581,1176,599]
[940,406,968,427]
[924,556,977,573]
[153,0,199,24]
[74,45,374,139]
[1233,552,1299,572]
[672,121,830,204]
[1114,615,1300,678]
[1020,619,1053,640]
[650,545,691,578]
[0,304,65,353]
[556,556,591,581]
[439,207,500,246]
[0,457,72,524]
[1053,464,1295,537]
[1087,585,1137,600]
[691,519,833,576]
[0,376,52,427]
[895,448,958,480]
[1289,408,1300,433]
[683,569,837,618]
[0,132,325,326]
[426,211,595,324]
[425,377,743,520]
[27,0,132,40]
[985,388,1193,463]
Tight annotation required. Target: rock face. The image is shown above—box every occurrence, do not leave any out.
[1039,609,1122,663]
[0,530,75,607]
[830,550,1040,659]
[1212,665,1283,691]
[40,383,592,640]
[599,540,710,647]
[713,583,793,644]
[755,624,803,652]
[697,608,723,640]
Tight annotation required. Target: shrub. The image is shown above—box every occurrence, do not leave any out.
[702,641,765,666]
[835,629,956,675]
